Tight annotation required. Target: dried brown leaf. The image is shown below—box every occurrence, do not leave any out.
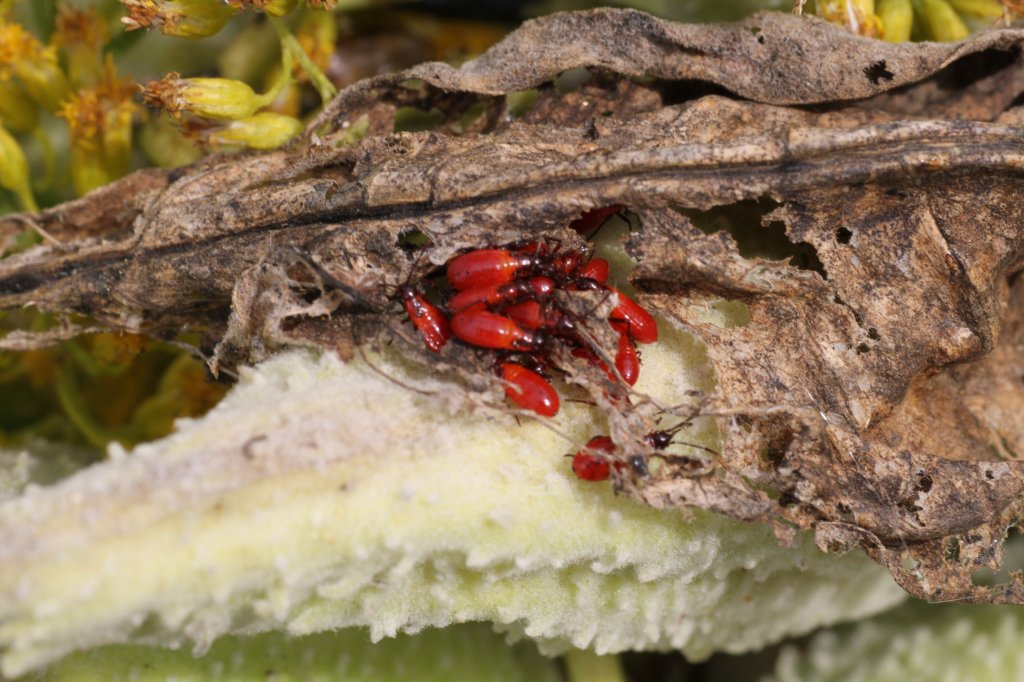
[1,9,1024,602]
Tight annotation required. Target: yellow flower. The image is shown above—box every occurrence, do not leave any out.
[876,0,913,41]
[120,0,237,39]
[0,78,38,134]
[914,0,970,41]
[142,73,267,121]
[946,0,1005,17]
[816,0,885,37]
[816,0,1013,41]
[0,123,37,211]
[58,63,139,196]
[0,18,69,112]
[205,111,303,149]
[53,5,108,89]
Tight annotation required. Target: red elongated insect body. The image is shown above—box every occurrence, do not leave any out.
[552,250,588,276]
[400,286,452,353]
[503,300,579,338]
[515,240,551,256]
[579,258,609,284]
[504,300,544,329]
[571,435,614,481]
[501,362,559,417]
[570,340,636,386]
[615,332,640,386]
[569,205,622,235]
[447,276,555,313]
[571,434,652,482]
[607,286,658,344]
[451,304,540,351]
[447,249,536,291]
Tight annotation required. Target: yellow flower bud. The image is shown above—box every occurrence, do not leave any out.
[68,143,112,197]
[102,102,137,182]
[138,115,203,168]
[120,0,237,39]
[206,112,303,149]
[0,123,37,211]
[142,73,263,121]
[13,52,70,113]
[0,78,39,133]
[816,0,884,36]
[947,0,1005,16]
[877,0,914,41]
[54,6,109,89]
[914,0,970,40]
[225,0,300,16]
[0,19,70,112]
[58,63,140,196]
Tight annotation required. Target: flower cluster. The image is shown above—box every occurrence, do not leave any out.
[813,0,1016,41]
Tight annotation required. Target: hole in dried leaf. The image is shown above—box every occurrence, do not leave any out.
[675,199,827,278]
[505,89,539,118]
[396,229,429,253]
[835,227,853,244]
[458,101,488,132]
[863,60,894,85]
[399,78,427,94]
[393,107,444,133]
[656,80,736,107]
[856,343,870,354]
[867,327,879,340]
[554,67,592,94]
[969,532,1024,589]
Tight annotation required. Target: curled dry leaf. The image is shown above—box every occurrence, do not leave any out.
[2,8,1024,605]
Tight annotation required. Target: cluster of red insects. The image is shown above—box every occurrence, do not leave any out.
[397,209,663,483]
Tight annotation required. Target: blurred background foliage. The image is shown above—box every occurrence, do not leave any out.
[0,0,1017,462]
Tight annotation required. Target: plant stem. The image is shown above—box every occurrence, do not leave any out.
[268,16,337,105]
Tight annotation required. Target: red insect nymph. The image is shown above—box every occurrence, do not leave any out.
[400,285,452,353]
[450,304,542,352]
[447,276,555,313]
[446,249,539,291]
[607,286,658,344]
[501,362,559,417]
[571,435,615,481]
